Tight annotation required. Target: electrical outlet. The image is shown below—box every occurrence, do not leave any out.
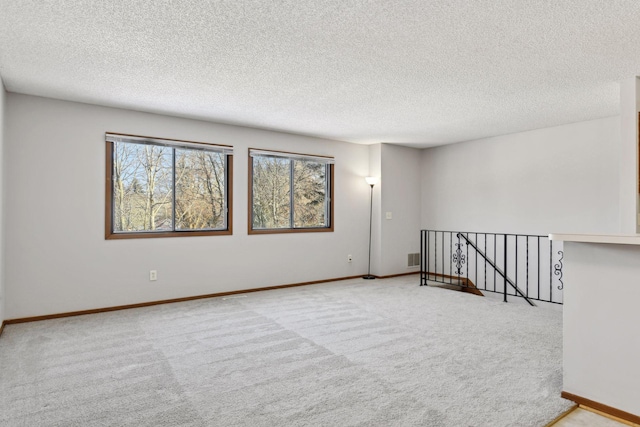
[149,270,157,281]
[347,254,353,263]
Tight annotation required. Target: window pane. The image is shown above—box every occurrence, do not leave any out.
[252,156,291,229]
[175,149,226,230]
[113,142,173,232]
[293,160,327,228]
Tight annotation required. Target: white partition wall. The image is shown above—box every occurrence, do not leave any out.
[379,144,422,276]
[558,237,640,418]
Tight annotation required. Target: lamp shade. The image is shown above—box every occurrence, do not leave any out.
[365,176,378,186]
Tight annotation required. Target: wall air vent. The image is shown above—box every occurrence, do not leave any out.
[408,253,420,267]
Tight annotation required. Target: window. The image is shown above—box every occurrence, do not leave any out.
[249,149,334,234]
[106,133,233,239]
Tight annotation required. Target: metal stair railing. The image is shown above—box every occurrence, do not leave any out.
[457,232,534,306]
[420,229,564,305]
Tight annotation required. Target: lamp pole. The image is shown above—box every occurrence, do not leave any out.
[363,177,377,279]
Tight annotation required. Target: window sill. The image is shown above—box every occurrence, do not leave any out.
[248,227,333,235]
[105,229,232,239]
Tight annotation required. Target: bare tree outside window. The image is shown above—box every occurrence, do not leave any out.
[113,142,172,232]
[249,150,333,234]
[294,160,326,228]
[106,135,232,239]
[252,156,290,229]
[175,149,226,230]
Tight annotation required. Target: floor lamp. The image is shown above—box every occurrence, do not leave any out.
[363,176,378,279]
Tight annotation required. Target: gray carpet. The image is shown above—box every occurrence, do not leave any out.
[0,276,572,426]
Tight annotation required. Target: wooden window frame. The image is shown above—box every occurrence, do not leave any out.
[248,148,334,235]
[105,133,233,239]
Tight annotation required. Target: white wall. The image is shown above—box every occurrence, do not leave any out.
[5,94,373,319]
[619,77,640,233]
[563,241,640,416]
[0,78,5,324]
[421,117,620,235]
[380,144,421,276]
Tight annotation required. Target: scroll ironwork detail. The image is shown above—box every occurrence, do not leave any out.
[554,250,564,290]
[453,243,466,275]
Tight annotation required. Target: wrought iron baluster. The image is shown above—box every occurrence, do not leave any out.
[526,236,529,299]
[442,231,445,280]
[474,233,477,289]
[537,237,540,300]
[484,234,487,291]
[466,233,469,285]
[493,234,497,292]
[449,232,453,283]
[434,231,437,279]
[420,231,424,286]
[426,231,430,284]
[503,234,508,303]
[513,235,518,295]
[549,240,553,301]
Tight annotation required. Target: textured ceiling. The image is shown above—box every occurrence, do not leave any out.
[1,1,640,147]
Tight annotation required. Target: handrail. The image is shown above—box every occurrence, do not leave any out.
[457,233,535,306]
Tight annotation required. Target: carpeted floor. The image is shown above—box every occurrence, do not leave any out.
[0,276,572,426]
